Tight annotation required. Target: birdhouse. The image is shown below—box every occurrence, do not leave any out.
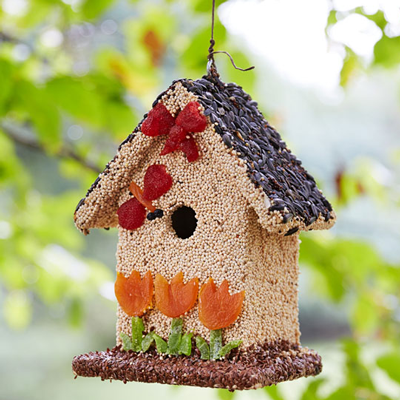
[72,74,336,390]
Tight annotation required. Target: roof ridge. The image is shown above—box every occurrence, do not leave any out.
[180,75,334,227]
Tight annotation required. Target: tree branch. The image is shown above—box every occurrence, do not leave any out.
[1,123,102,174]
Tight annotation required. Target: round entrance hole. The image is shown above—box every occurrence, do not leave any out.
[171,206,197,239]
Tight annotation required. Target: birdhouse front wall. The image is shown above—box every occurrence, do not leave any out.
[115,95,301,348]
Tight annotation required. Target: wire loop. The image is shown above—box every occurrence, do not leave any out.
[207,0,255,76]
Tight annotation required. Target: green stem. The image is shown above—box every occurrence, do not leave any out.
[167,318,183,355]
[210,329,222,360]
[195,336,210,360]
[131,316,144,351]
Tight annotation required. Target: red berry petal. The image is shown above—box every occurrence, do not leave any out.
[142,164,173,201]
[117,198,146,230]
[176,101,207,133]
[160,125,186,156]
[141,103,175,137]
[180,134,199,162]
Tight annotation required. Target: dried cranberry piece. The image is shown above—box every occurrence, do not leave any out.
[180,134,199,162]
[176,101,207,133]
[141,103,175,137]
[160,125,187,155]
[117,198,146,230]
[142,164,173,201]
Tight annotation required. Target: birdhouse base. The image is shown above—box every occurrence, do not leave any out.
[72,340,322,390]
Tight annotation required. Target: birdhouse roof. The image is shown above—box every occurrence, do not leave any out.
[74,74,335,235]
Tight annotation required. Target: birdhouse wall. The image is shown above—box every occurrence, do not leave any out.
[115,109,301,348]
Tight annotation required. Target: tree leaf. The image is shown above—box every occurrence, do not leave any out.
[3,290,32,330]
[217,389,235,400]
[326,10,337,27]
[374,35,400,68]
[351,294,380,335]
[356,9,387,30]
[300,379,325,400]
[14,80,61,151]
[194,0,229,13]
[264,384,285,400]
[340,48,361,87]
[67,297,83,328]
[0,59,13,116]
[376,351,400,384]
[80,0,115,20]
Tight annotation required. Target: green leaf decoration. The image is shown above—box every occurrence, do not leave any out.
[142,332,155,352]
[131,316,144,351]
[210,329,222,360]
[153,333,168,354]
[218,340,242,359]
[179,332,193,356]
[120,332,133,351]
[167,318,183,355]
[195,336,210,360]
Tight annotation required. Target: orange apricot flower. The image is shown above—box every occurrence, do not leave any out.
[198,278,245,330]
[114,270,153,317]
[129,181,156,212]
[155,272,199,318]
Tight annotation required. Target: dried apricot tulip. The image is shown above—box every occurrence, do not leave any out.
[129,181,156,212]
[155,272,199,318]
[117,198,146,230]
[115,270,153,317]
[198,278,244,330]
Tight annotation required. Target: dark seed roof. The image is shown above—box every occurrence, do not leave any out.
[75,74,333,227]
[180,75,333,226]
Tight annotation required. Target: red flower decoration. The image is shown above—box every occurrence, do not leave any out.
[142,164,173,201]
[141,103,175,137]
[117,198,146,231]
[117,164,172,231]
[141,101,207,162]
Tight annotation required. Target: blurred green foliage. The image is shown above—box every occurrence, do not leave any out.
[0,1,399,399]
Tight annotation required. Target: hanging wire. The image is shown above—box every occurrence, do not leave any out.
[207,0,255,76]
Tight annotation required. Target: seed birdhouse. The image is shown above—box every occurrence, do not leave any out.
[72,74,336,390]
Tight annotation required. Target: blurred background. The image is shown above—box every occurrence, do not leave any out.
[1,0,400,399]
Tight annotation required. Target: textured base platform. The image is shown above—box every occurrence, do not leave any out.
[72,341,322,390]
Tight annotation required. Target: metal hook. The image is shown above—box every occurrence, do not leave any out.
[209,51,255,72]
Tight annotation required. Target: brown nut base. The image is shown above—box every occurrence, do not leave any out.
[72,340,322,390]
